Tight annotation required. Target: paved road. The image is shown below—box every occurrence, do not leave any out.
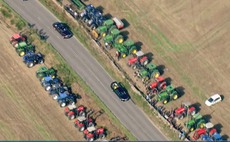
[5,0,167,141]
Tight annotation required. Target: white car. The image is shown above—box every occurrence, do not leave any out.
[205,94,222,106]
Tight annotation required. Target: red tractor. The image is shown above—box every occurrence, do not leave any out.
[146,76,167,94]
[83,126,106,141]
[74,116,95,132]
[64,104,86,120]
[10,33,26,47]
[127,51,149,69]
[174,101,196,119]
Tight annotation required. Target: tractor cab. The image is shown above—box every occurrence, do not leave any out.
[103,28,124,48]
[157,85,179,104]
[185,113,206,132]
[136,63,160,82]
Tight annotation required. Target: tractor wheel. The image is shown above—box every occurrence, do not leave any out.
[190,127,195,132]
[79,111,86,117]
[198,123,205,128]
[14,43,19,48]
[142,76,149,82]
[88,122,94,127]
[173,94,178,100]
[88,137,94,142]
[39,59,44,64]
[121,53,126,58]
[132,65,137,70]
[178,114,184,120]
[68,114,75,120]
[154,72,160,78]
[53,94,58,100]
[141,60,149,66]
[163,99,168,104]
[190,110,196,116]
[60,102,66,108]
[27,62,34,68]
[99,133,105,139]
[45,85,51,91]
[79,126,85,132]
[131,48,137,54]
[19,51,25,57]
[102,32,106,37]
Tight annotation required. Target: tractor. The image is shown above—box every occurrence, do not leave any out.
[10,33,27,47]
[55,93,77,107]
[156,85,179,104]
[36,66,56,80]
[74,116,95,131]
[174,101,196,119]
[91,17,124,40]
[40,76,62,91]
[103,28,124,49]
[184,113,206,132]
[146,76,167,95]
[83,126,106,141]
[134,63,160,83]
[15,42,35,57]
[80,4,104,29]
[114,39,137,59]
[64,104,86,119]
[49,85,70,97]
[193,122,222,141]
[22,52,44,68]
[127,51,149,69]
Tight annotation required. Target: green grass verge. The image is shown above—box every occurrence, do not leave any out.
[1,0,136,140]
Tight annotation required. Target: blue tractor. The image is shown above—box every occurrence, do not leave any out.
[80,4,104,29]
[49,85,70,98]
[53,92,77,107]
[40,76,62,91]
[23,52,44,68]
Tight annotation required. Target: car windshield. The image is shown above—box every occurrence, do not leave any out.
[208,98,214,102]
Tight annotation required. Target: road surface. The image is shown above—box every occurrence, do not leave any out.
[5,0,167,140]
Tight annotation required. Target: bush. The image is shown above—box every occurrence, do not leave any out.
[15,20,26,30]
[10,19,15,25]
[1,9,12,18]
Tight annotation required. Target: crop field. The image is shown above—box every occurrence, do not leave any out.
[0,2,125,140]
[83,0,230,138]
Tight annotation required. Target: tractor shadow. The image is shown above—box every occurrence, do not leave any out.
[164,77,172,86]
[175,86,185,98]
[135,41,143,51]
[121,18,130,28]
[157,64,165,75]
[214,123,223,133]
[96,6,104,13]
[202,114,212,122]
[192,102,201,113]
[222,134,229,140]
[103,13,112,19]
[120,31,129,41]
[145,52,154,62]
[220,95,224,101]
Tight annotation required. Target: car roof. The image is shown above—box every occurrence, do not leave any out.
[210,94,221,99]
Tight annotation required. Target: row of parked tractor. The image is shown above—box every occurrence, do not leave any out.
[9,33,110,141]
[62,0,224,141]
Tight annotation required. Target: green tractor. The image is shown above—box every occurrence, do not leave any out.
[184,113,206,132]
[91,17,124,40]
[135,63,160,82]
[156,85,179,104]
[36,66,56,80]
[15,41,35,57]
[113,39,137,58]
[103,28,124,49]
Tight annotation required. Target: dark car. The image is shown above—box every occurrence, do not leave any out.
[52,22,73,39]
[111,81,130,101]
